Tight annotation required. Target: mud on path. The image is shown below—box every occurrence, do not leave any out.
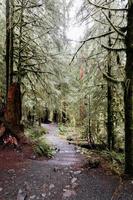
[0,124,133,200]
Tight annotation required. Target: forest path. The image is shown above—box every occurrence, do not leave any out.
[0,124,133,200]
[43,123,85,166]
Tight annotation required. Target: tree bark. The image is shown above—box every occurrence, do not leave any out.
[4,82,22,126]
[107,6,115,150]
[6,0,10,100]
[124,2,133,176]
[18,0,24,84]
[10,0,14,84]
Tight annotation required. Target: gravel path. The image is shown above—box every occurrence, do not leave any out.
[0,124,133,200]
[43,124,85,166]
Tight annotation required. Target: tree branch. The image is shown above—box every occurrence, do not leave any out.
[80,31,115,43]
[102,44,126,51]
[97,64,123,83]
[88,0,127,12]
[102,11,125,37]
[24,68,55,76]
[69,31,114,65]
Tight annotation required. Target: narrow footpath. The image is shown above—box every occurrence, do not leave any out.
[43,124,85,166]
[0,124,133,200]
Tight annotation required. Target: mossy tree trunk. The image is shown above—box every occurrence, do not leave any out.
[107,5,114,150]
[6,0,10,100]
[10,0,14,85]
[125,1,133,176]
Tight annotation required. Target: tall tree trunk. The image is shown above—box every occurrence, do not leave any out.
[107,6,114,150]
[107,65,113,150]
[124,1,133,176]
[6,0,10,101]
[88,94,92,143]
[10,0,14,84]
[18,0,24,84]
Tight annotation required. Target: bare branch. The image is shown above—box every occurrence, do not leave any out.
[102,11,125,37]
[103,72,123,83]
[24,68,56,76]
[69,42,85,65]
[69,31,114,65]
[88,0,127,12]
[102,44,126,51]
[97,64,123,83]
[80,31,115,43]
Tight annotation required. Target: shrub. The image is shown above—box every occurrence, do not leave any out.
[34,139,53,157]
[58,124,67,135]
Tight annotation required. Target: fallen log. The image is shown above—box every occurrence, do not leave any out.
[68,140,107,150]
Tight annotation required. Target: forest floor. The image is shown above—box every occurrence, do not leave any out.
[0,124,133,200]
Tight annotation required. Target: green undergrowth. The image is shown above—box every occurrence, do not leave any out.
[33,139,53,158]
[59,124,124,175]
[81,147,124,175]
[25,125,53,158]
[26,125,47,140]
[58,124,68,135]
[58,124,81,141]
[102,150,124,165]
[101,150,125,175]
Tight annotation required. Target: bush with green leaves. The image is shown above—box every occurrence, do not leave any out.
[34,139,53,158]
[58,124,68,135]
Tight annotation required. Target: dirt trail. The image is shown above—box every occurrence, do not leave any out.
[0,124,133,200]
[43,124,85,166]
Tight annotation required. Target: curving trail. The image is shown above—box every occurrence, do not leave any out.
[43,123,85,166]
[0,124,132,200]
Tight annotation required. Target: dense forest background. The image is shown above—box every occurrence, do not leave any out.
[0,0,133,176]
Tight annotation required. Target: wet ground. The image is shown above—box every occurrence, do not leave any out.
[44,124,85,166]
[0,124,133,200]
